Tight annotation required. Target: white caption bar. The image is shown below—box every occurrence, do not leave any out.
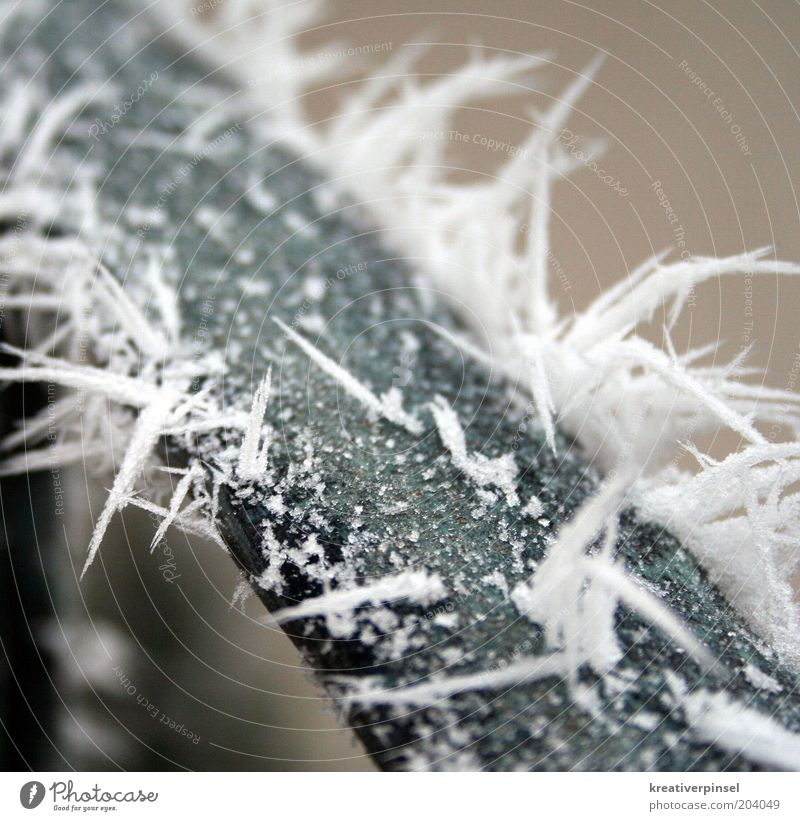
[1,771,796,820]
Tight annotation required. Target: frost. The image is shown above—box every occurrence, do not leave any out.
[429,396,519,506]
[433,612,459,629]
[275,318,423,434]
[349,653,568,706]
[0,93,256,576]
[636,443,800,669]
[742,664,782,694]
[522,495,544,519]
[2,0,799,769]
[265,494,286,516]
[237,368,273,481]
[0,269,225,576]
[270,570,447,637]
[682,689,800,771]
[512,472,714,677]
[178,2,800,673]
[481,570,509,598]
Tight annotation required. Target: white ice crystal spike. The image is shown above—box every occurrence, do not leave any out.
[579,518,624,674]
[567,248,800,351]
[518,334,557,452]
[146,257,182,345]
[121,493,225,548]
[515,53,604,157]
[274,318,423,435]
[584,558,714,670]
[237,367,273,481]
[12,83,99,181]
[429,395,519,506]
[635,443,800,669]
[522,135,556,334]
[681,689,800,771]
[95,264,169,358]
[269,571,446,628]
[513,469,714,674]
[333,46,429,128]
[348,653,569,707]
[0,358,159,408]
[149,465,200,552]
[328,51,544,172]
[82,391,179,578]
[516,55,604,334]
[598,338,766,445]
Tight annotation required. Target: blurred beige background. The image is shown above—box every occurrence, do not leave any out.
[292,0,800,405]
[82,1,800,772]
